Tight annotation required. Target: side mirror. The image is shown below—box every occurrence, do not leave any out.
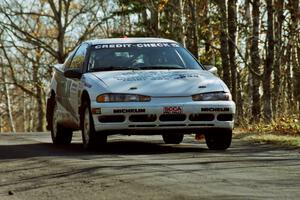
[64,68,82,79]
[204,65,218,76]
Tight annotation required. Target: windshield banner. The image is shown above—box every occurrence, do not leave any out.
[94,43,180,49]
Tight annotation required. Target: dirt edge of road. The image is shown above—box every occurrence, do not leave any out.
[234,129,300,148]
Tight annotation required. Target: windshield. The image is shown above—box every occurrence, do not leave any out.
[88,43,203,72]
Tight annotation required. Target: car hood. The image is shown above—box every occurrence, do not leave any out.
[91,70,228,96]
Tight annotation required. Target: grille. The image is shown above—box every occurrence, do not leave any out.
[98,115,125,123]
[128,124,156,127]
[159,124,186,127]
[189,114,214,121]
[188,124,214,127]
[159,114,186,122]
[217,114,233,121]
[129,114,157,122]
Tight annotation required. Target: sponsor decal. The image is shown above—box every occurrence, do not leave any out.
[163,106,183,114]
[70,83,78,93]
[94,43,180,49]
[113,108,145,113]
[114,71,203,81]
[201,107,230,112]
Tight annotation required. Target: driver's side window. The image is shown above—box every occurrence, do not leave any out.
[66,44,88,70]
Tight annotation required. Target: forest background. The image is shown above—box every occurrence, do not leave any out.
[0,0,299,134]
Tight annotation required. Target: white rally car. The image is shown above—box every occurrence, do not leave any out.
[46,38,235,150]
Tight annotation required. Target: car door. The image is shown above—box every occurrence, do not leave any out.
[64,43,88,124]
[54,49,77,111]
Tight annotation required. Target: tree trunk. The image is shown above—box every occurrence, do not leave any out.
[272,0,284,118]
[236,70,244,123]
[146,1,159,36]
[23,91,26,132]
[263,0,274,122]
[1,67,16,132]
[297,47,300,118]
[287,0,299,114]
[142,9,148,34]
[0,114,2,133]
[179,0,186,47]
[244,0,252,120]
[33,47,45,131]
[29,96,35,132]
[290,0,300,115]
[215,0,231,87]
[286,49,293,112]
[187,0,198,58]
[51,0,65,63]
[204,1,214,64]
[227,0,237,102]
[35,84,45,132]
[250,0,261,122]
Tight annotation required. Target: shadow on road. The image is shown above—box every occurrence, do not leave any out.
[0,133,298,160]
[0,139,209,160]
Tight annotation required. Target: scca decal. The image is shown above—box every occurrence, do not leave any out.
[113,108,145,113]
[163,106,183,114]
[201,108,230,112]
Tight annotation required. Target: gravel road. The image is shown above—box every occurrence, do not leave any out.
[0,132,300,200]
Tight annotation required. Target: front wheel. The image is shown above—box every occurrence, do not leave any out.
[205,128,232,150]
[81,102,107,150]
[51,103,73,145]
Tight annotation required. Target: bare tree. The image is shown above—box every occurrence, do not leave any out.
[0,0,108,131]
[272,0,284,117]
[250,0,261,122]
[227,0,237,102]
[0,58,16,132]
[0,0,106,63]
[287,0,300,115]
[263,0,274,122]
[214,0,231,87]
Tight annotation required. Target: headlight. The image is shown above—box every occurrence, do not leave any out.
[192,92,232,101]
[97,93,151,103]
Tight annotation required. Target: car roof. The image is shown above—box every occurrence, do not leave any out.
[85,37,178,45]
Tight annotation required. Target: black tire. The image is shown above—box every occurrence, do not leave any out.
[51,103,73,145]
[205,128,232,150]
[81,101,107,150]
[46,95,55,131]
[162,133,184,144]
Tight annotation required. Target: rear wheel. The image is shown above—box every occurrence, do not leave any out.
[205,128,232,150]
[162,133,184,144]
[81,102,107,150]
[51,103,73,145]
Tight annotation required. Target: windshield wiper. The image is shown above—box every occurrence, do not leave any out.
[89,65,185,72]
[140,65,185,70]
[90,66,141,72]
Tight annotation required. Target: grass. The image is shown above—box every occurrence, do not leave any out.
[234,115,300,148]
[234,130,300,147]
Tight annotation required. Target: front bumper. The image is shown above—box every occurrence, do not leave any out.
[90,97,235,133]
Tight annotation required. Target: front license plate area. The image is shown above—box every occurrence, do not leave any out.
[163,106,183,114]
